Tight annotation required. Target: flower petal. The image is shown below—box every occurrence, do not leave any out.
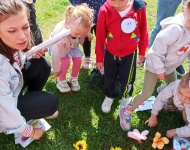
[155,132,161,138]
[157,142,164,149]
[152,142,157,149]
[161,137,169,144]
[153,136,158,142]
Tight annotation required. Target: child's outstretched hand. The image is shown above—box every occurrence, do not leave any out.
[166,129,176,138]
[145,114,157,127]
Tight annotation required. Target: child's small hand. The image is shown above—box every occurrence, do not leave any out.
[96,62,104,71]
[87,33,93,41]
[156,72,166,80]
[145,114,157,127]
[137,55,145,66]
[33,48,47,59]
[54,72,60,78]
[166,129,176,138]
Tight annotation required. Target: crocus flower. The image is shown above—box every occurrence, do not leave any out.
[73,140,87,150]
[152,132,169,149]
[110,147,122,150]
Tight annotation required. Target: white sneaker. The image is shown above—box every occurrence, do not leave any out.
[83,57,92,69]
[70,78,80,91]
[101,97,113,113]
[119,97,131,109]
[56,79,71,93]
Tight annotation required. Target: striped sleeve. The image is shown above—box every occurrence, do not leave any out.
[21,124,33,137]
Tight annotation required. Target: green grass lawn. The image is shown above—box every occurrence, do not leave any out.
[0,0,187,150]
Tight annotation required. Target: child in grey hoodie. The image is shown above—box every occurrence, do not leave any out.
[119,0,190,131]
[145,71,190,138]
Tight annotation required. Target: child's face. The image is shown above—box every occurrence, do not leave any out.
[70,24,90,38]
[177,86,190,104]
[0,10,30,51]
[108,0,130,11]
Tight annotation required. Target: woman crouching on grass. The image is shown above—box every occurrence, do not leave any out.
[0,0,59,140]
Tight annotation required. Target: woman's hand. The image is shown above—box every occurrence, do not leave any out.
[33,48,47,59]
[145,114,158,127]
[30,128,45,140]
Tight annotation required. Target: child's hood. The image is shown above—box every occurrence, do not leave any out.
[160,12,184,29]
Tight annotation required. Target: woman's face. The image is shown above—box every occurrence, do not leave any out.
[0,10,30,50]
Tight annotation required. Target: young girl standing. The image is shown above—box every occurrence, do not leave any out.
[69,0,106,69]
[0,0,58,140]
[120,0,190,131]
[95,0,148,113]
[50,3,94,93]
[146,71,190,138]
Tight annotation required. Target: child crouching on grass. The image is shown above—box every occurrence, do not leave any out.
[146,71,190,139]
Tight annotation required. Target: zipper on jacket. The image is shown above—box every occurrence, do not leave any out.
[120,18,123,56]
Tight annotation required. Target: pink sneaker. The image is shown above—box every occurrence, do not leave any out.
[83,57,92,69]
[119,108,131,131]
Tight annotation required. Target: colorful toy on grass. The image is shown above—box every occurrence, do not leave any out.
[128,129,149,143]
[73,140,87,150]
[152,132,169,149]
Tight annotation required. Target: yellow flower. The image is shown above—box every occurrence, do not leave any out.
[73,140,87,150]
[152,132,169,149]
[110,147,122,150]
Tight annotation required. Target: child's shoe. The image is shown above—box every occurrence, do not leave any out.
[70,77,80,91]
[83,57,92,69]
[101,96,113,113]
[119,106,132,131]
[119,97,132,109]
[56,79,71,93]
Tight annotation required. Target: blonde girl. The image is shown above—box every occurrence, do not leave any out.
[50,3,93,93]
